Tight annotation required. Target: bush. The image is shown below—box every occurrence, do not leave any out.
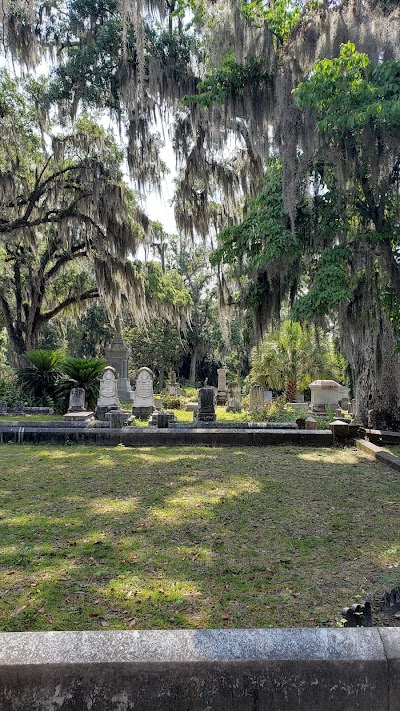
[162,395,185,410]
[59,357,106,411]
[182,386,198,401]
[250,400,308,423]
[16,350,64,406]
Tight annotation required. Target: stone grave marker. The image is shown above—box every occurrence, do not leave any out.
[13,400,24,415]
[133,367,155,418]
[96,366,120,420]
[249,383,264,412]
[305,416,317,430]
[226,382,242,413]
[67,387,86,412]
[64,387,95,423]
[0,401,7,415]
[197,386,216,422]
[216,368,227,405]
[106,333,135,402]
[167,371,178,396]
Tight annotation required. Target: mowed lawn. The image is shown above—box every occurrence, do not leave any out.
[0,444,399,631]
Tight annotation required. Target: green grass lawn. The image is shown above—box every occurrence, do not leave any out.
[0,444,399,632]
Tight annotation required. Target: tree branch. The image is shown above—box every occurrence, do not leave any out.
[40,288,99,323]
[45,243,87,279]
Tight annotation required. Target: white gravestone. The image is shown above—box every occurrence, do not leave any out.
[309,379,340,412]
[133,367,155,417]
[96,366,120,420]
[216,368,228,405]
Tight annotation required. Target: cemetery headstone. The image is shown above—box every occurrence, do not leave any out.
[105,410,130,428]
[249,383,264,412]
[148,410,177,426]
[64,387,95,423]
[305,416,317,430]
[226,382,242,413]
[133,367,155,418]
[106,333,135,402]
[0,401,7,415]
[96,366,120,420]
[264,390,273,402]
[154,396,163,411]
[167,371,178,396]
[309,379,340,412]
[341,397,349,411]
[197,386,216,422]
[67,387,86,412]
[216,368,227,405]
[13,400,24,415]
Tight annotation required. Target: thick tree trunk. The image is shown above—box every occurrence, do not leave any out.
[346,317,400,430]
[189,348,198,383]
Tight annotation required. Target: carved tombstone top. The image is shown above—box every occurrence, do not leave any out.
[97,366,120,409]
[134,367,154,406]
[171,370,177,385]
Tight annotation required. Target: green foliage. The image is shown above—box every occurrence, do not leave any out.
[60,356,106,410]
[183,53,270,108]
[161,395,185,410]
[211,159,300,270]
[124,318,185,388]
[144,263,192,310]
[66,302,114,358]
[241,0,301,42]
[60,357,106,386]
[294,42,400,135]
[16,350,65,406]
[250,320,342,398]
[293,246,352,320]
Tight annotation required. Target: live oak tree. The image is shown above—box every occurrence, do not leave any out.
[2,0,400,424]
[0,71,183,363]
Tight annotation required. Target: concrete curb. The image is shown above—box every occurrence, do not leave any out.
[0,628,398,710]
[355,438,400,473]
[0,426,333,447]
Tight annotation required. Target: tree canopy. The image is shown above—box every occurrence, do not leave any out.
[1,0,400,424]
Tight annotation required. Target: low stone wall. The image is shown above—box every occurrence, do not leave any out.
[0,628,399,710]
[355,438,400,473]
[169,421,297,429]
[366,429,400,446]
[0,426,333,446]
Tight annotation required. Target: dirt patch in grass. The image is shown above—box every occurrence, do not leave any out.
[0,445,399,631]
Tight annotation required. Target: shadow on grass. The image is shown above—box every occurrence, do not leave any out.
[1,444,400,631]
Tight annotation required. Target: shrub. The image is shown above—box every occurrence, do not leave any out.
[59,357,106,411]
[162,395,185,410]
[16,350,64,406]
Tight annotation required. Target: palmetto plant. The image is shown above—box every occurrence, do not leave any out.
[250,320,341,402]
[17,350,65,405]
[60,357,107,410]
